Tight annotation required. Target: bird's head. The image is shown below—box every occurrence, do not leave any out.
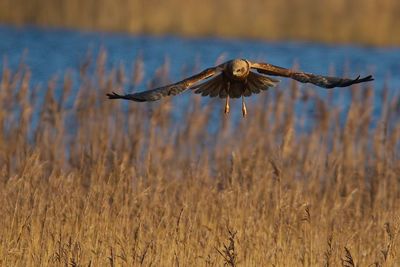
[229,59,249,78]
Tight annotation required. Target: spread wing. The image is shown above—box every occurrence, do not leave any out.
[250,61,374,89]
[107,67,219,102]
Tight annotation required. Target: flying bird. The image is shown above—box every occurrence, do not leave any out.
[107,59,373,117]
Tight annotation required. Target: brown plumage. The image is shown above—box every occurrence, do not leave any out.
[107,59,374,117]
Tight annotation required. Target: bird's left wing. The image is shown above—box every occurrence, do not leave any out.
[107,67,220,102]
[249,61,373,89]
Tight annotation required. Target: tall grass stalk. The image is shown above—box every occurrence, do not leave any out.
[0,51,399,266]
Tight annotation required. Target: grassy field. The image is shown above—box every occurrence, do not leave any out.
[0,0,400,46]
[0,52,399,266]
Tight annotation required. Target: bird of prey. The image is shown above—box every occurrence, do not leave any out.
[107,59,373,117]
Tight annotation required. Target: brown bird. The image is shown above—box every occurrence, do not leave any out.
[107,59,373,117]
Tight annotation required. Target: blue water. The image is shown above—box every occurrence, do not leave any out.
[1,25,399,87]
[0,25,399,130]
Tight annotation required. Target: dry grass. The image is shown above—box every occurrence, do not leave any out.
[0,51,400,266]
[1,0,400,46]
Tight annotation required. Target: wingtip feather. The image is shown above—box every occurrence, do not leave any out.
[359,75,374,83]
[106,92,122,99]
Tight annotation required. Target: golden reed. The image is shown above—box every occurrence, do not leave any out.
[0,51,399,266]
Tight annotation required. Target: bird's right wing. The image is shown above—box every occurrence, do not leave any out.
[107,67,220,102]
[250,61,374,89]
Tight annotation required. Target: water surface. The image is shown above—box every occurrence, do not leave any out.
[0,25,399,128]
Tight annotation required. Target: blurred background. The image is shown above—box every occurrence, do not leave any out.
[0,0,399,114]
[1,3,400,266]
[1,0,400,45]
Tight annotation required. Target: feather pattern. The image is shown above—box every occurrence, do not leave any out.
[107,59,373,109]
[229,82,243,98]
[193,74,223,97]
[107,67,218,101]
[249,61,373,89]
[246,71,278,96]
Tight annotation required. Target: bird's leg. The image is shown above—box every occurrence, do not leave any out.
[242,95,247,117]
[225,82,230,114]
[225,95,230,114]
